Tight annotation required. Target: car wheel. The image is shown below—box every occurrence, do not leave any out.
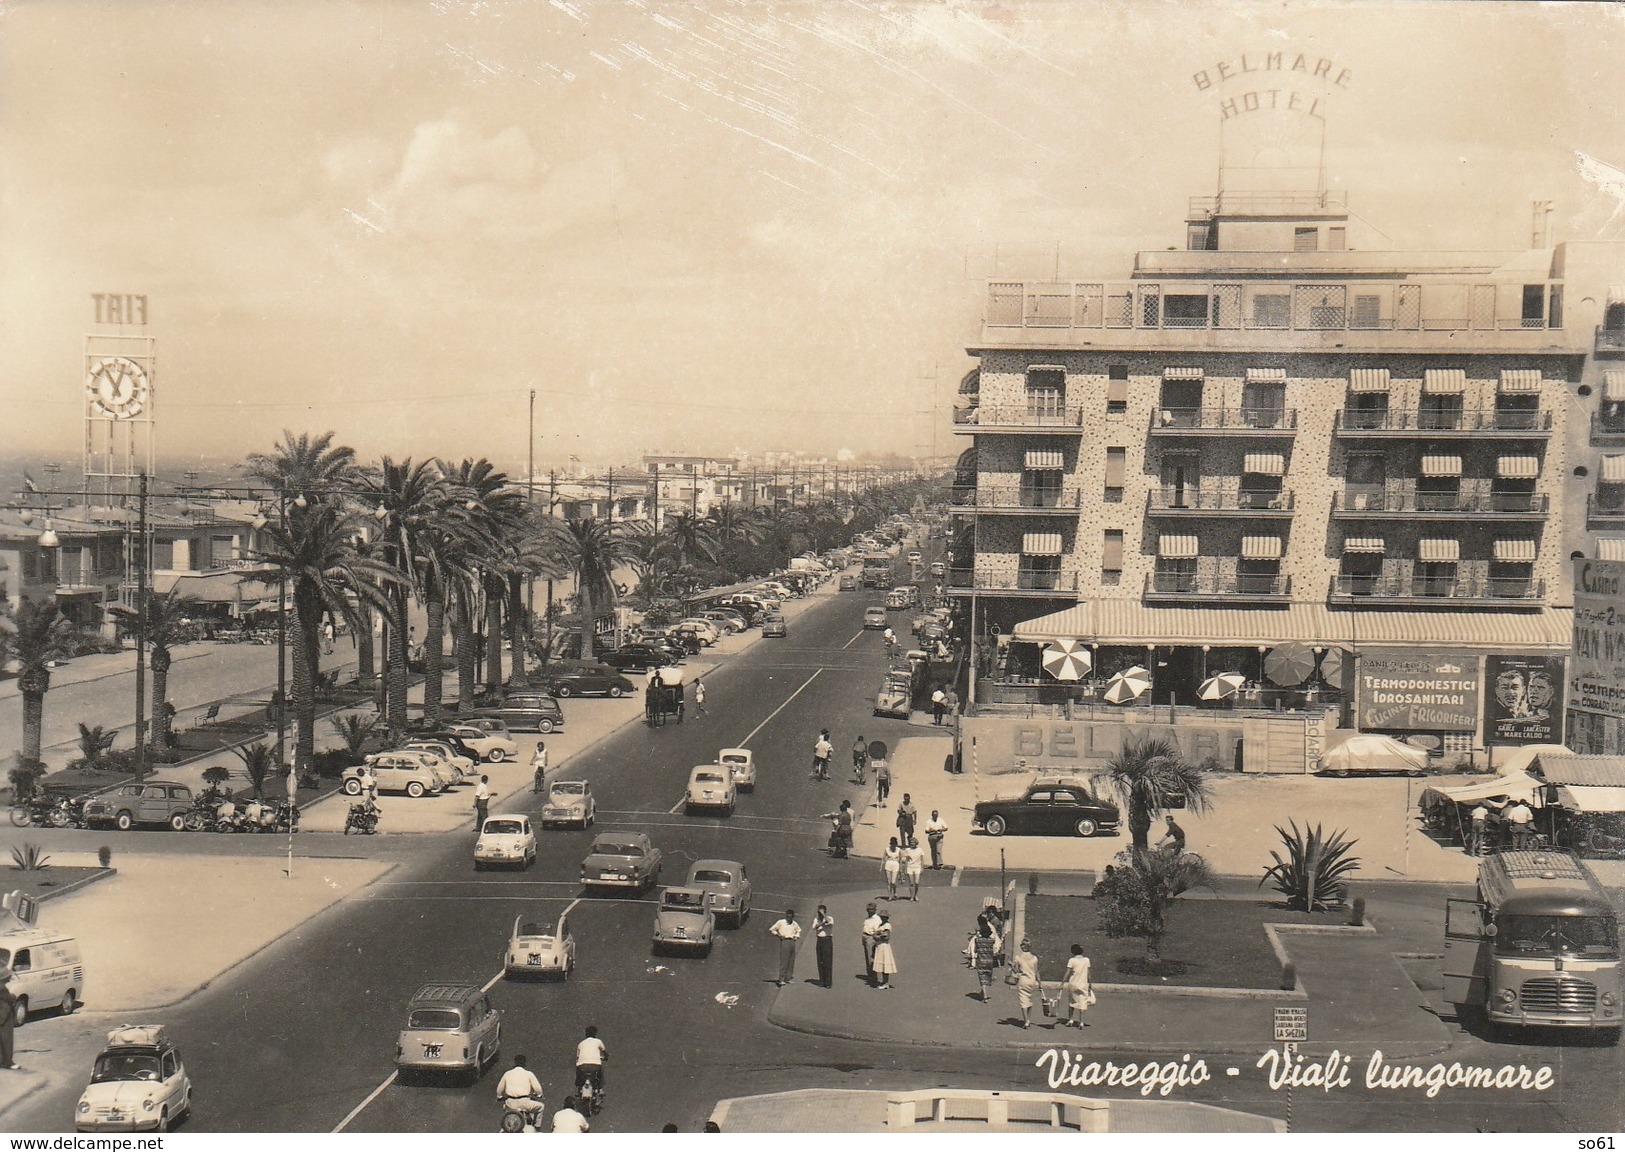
[538,720,555,734]
[343,779,362,795]
[183,811,205,832]
[487,748,507,763]
[608,686,624,698]
[983,815,1006,837]
[11,997,27,1027]
[474,861,484,872]
[59,989,76,1016]
[157,1107,171,1133]
[115,811,135,832]
[406,782,425,799]
[169,813,188,832]
[1074,818,1098,838]
[554,685,572,698]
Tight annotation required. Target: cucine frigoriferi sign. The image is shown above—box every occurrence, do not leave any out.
[1192,51,1352,120]
[1357,652,1480,733]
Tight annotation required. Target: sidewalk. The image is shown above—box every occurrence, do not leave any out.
[767,884,1451,1058]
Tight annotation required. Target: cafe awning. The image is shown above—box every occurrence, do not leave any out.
[1348,368,1391,392]
[1241,536,1283,560]
[1421,454,1461,478]
[1242,453,1285,476]
[1343,536,1385,554]
[1021,532,1063,556]
[1498,369,1542,393]
[1024,449,1065,469]
[1419,538,1459,562]
[1493,539,1536,563]
[1496,456,1540,479]
[1423,368,1466,393]
[1157,534,1199,559]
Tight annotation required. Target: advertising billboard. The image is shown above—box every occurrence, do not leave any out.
[1571,558,1625,753]
[1483,655,1565,746]
[1356,652,1479,732]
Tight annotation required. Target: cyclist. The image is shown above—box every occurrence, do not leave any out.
[811,729,833,782]
[574,1025,607,1108]
[851,735,868,785]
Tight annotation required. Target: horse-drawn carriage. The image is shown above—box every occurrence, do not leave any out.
[645,666,686,727]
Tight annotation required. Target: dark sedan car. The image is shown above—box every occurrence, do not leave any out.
[598,644,679,673]
[971,779,1121,838]
[539,664,637,699]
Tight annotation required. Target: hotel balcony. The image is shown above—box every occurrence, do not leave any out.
[945,568,1080,596]
[1148,407,1298,436]
[1591,415,1625,448]
[1142,571,1292,603]
[1587,495,1625,530]
[1330,490,1550,520]
[948,485,1083,515]
[1597,326,1625,355]
[1146,488,1294,517]
[958,405,1087,434]
[1329,574,1547,607]
[1333,409,1552,438]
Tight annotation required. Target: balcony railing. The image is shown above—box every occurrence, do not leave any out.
[1147,488,1294,514]
[1592,414,1625,446]
[1188,191,1348,217]
[1587,495,1625,528]
[1143,572,1291,600]
[1331,491,1550,516]
[946,568,1079,594]
[963,405,1088,430]
[1149,407,1298,433]
[1330,575,1547,602]
[1597,326,1625,353]
[949,486,1084,513]
[1334,408,1552,434]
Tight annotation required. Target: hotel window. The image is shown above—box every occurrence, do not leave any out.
[1158,369,1203,424]
[1417,455,1462,512]
[1106,366,1128,414]
[1418,371,1464,430]
[1602,372,1625,432]
[1160,453,1201,509]
[1339,540,1384,596]
[1345,454,1386,511]
[210,535,236,569]
[1103,447,1126,503]
[150,539,174,571]
[1025,367,1066,419]
[1350,295,1382,329]
[1416,539,1459,597]
[1238,536,1283,595]
[1240,453,1286,509]
[1494,388,1540,432]
[1597,456,1625,512]
[1490,540,1536,598]
[1250,293,1290,328]
[1022,449,1065,508]
[1018,555,1062,591]
[1102,529,1123,587]
[1153,557,1197,594]
[1242,368,1286,428]
[1521,285,1546,329]
[1327,226,1347,251]
[1345,369,1390,429]
[1186,223,1214,251]
[1492,455,1540,513]
[1162,293,1210,328]
[1293,227,1318,252]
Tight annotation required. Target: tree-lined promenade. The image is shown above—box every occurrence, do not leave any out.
[4,430,940,789]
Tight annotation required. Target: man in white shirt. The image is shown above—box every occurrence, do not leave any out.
[860,902,883,986]
[551,1096,589,1132]
[1469,802,1491,855]
[1504,800,1535,849]
[495,1054,544,1124]
[574,1025,607,1096]
[474,775,492,829]
[811,732,833,781]
[769,909,802,986]
[924,810,949,869]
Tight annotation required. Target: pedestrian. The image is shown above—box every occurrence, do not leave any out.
[882,626,896,656]
[768,909,801,986]
[896,793,917,845]
[0,968,16,1069]
[1158,814,1186,854]
[1063,944,1094,1028]
[1091,865,1117,898]
[883,837,902,900]
[811,729,833,781]
[875,757,892,807]
[1469,802,1490,855]
[474,774,491,829]
[1011,938,1042,1028]
[861,902,881,985]
[813,905,835,988]
[358,763,378,803]
[851,735,867,784]
[322,616,335,655]
[532,742,549,793]
[903,838,925,900]
[924,809,948,869]
[822,800,853,858]
[943,687,958,720]
[1505,799,1535,848]
[931,687,946,726]
[968,921,998,1003]
[872,913,897,990]
[693,678,707,715]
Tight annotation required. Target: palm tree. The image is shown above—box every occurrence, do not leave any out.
[0,598,77,767]
[109,588,198,751]
[444,458,530,696]
[1096,847,1217,966]
[505,507,571,684]
[660,512,717,574]
[74,723,118,769]
[244,430,360,498]
[705,502,765,576]
[555,518,630,660]
[1102,734,1215,851]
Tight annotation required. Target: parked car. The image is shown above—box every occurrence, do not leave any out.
[367,748,456,791]
[83,782,194,832]
[685,859,751,926]
[863,607,888,629]
[907,551,922,564]
[651,886,716,955]
[538,664,636,698]
[444,723,520,763]
[408,730,487,766]
[476,692,565,734]
[474,815,536,871]
[874,674,912,718]
[394,982,502,1079]
[929,561,945,578]
[700,610,745,634]
[402,740,477,782]
[971,778,1121,838]
[719,747,755,791]
[684,765,737,816]
[505,914,575,980]
[676,619,720,644]
[839,574,859,591]
[671,623,716,649]
[540,779,596,829]
[598,644,677,673]
[346,754,446,798]
[761,613,787,638]
[76,1025,192,1132]
[580,831,663,892]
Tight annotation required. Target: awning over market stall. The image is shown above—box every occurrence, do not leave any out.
[1530,752,1625,789]
[1420,772,1544,808]
[1554,786,1625,813]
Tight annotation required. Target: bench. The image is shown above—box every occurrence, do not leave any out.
[192,702,222,729]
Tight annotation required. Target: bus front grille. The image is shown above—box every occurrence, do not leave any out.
[1519,978,1597,1014]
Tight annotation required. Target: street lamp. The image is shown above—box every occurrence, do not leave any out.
[36,523,59,549]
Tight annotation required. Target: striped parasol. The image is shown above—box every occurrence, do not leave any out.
[1197,671,1247,701]
[1102,665,1152,704]
[1041,639,1092,682]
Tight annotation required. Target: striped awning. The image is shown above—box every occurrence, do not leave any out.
[1241,536,1283,560]
[1420,454,1462,477]
[1493,539,1537,563]
[1158,534,1200,559]
[1499,369,1542,393]
[1605,371,1625,402]
[1162,366,1204,380]
[1246,367,1287,383]
[1602,455,1625,483]
[1242,453,1286,476]
[1343,537,1386,554]
[1022,532,1063,556]
[1419,538,1460,563]
[1024,449,1065,470]
[1496,455,1540,479]
[1348,368,1391,392]
[1599,538,1625,561]
[1422,368,1467,393]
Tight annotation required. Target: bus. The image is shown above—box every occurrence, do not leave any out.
[1444,848,1621,1042]
[861,552,894,589]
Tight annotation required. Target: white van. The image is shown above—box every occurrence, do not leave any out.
[0,922,84,1024]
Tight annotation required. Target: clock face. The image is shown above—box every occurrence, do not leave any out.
[86,357,150,419]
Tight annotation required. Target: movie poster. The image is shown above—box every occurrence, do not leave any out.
[1484,655,1565,746]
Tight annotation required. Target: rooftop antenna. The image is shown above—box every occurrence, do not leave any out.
[1531,200,1554,248]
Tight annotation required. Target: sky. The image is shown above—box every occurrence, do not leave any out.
[2,0,1623,476]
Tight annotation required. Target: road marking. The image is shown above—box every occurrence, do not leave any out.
[332,1070,397,1133]
[596,818,823,837]
[951,866,962,887]
[841,631,867,649]
[733,668,822,747]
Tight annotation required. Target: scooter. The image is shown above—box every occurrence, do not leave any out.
[344,802,379,835]
[577,1068,605,1115]
[272,800,300,833]
[498,1097,545,1132]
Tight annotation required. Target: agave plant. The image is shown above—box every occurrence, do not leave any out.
[1259,820,1361,911]
[10,843,51,872]
[75,723,118,769]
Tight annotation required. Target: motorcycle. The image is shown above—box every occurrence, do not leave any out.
[344,802,380,835]
[272,800,300,834]
[576,1067,605,1116]
[498,1097,545,1133]
[8,796,71,828]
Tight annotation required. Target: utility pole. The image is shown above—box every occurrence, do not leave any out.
[544,469,557,668]
[133,472,149,777]
[527,389,536,628]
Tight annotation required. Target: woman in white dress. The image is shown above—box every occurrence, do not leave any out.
[882,837,902,901]
[1063,943,1094,1028]
[871,913,897,990]
[903,839,925,901]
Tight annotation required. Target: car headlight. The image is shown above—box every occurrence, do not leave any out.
[142,1099,156,1112]
[1602,992,1617,1006]
[1498,988,1518,1004]
[77,1100,90,1115]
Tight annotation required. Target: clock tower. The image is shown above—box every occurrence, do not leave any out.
[83,293,156,499]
